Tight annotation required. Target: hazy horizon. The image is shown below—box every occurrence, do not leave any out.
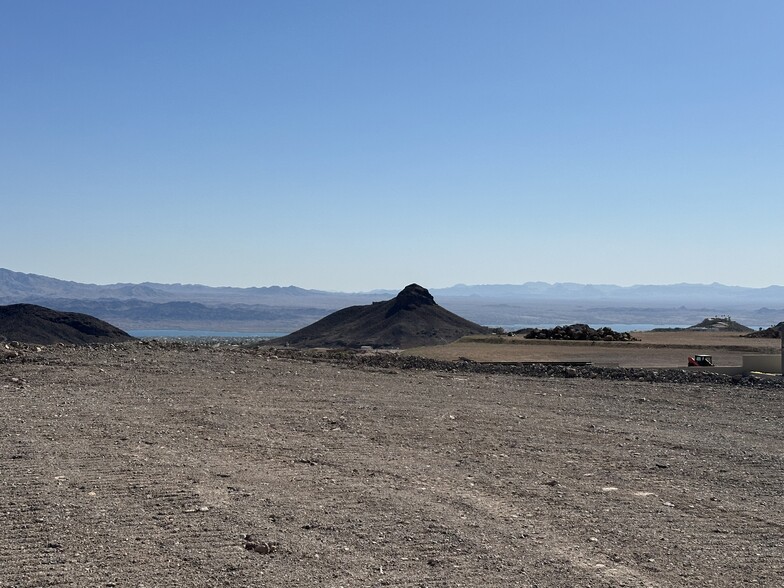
[3,1,782,291]
[2,266,782,293]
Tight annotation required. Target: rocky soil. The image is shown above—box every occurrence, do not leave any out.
[1,342,782,587]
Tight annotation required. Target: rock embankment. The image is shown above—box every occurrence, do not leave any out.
[745,322,784,339]
[5,339,781,390]
[521,323,635,342]
[263,347,783,390]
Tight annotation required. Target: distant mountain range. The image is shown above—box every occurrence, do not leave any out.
[432,282,784,304]
[1,268,782,333]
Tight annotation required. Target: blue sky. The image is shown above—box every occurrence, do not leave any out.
[2,1,782,291]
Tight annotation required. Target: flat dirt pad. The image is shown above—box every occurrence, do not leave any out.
[406,332,781,368]
[1,343,782,587]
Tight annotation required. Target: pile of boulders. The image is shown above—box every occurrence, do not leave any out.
[522,324,635,342]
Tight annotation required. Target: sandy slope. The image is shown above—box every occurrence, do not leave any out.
[1,342,782,587]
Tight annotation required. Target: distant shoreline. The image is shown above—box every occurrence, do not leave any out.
[127,324,768,340]
[128,329,286,339]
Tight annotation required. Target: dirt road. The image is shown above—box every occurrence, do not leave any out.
[1,342,782,586]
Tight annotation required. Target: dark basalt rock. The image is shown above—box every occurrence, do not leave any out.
[385,283,436,317]
[521,323,635,342]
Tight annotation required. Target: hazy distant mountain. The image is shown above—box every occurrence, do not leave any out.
[0,268,340,306]
[0,269,381,332]
[1,268,782,332]
[431,282,784,305]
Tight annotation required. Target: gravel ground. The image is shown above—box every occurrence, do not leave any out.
[1,341,782,587]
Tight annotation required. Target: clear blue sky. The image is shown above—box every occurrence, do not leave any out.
[2,1,782,291]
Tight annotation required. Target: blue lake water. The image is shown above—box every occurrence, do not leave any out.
[128,329,286,339]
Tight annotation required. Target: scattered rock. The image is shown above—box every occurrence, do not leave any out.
[1,348,20,361]
[244,535,277,554]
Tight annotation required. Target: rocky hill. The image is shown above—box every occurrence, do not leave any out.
[687,316,752,332]
[650,316,755,333]
[744,322,784,339]
[0,304,135,345]
[270,284,490,349]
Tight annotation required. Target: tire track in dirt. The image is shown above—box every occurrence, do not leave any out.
[2,344,782,586]
[0,457,69,587]
[1,370,258,586]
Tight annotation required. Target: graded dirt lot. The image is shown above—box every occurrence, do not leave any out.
[407,331,781,368]
[1,341,782,587]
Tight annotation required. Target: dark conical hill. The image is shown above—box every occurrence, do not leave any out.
[270,284,490,349]
[0,304,136,345]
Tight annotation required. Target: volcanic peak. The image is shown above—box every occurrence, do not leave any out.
[386,283,436,317]
[270,283,488,349]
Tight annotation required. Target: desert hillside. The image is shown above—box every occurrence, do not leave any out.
[0,304,135,345]
[271,284,490,348]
